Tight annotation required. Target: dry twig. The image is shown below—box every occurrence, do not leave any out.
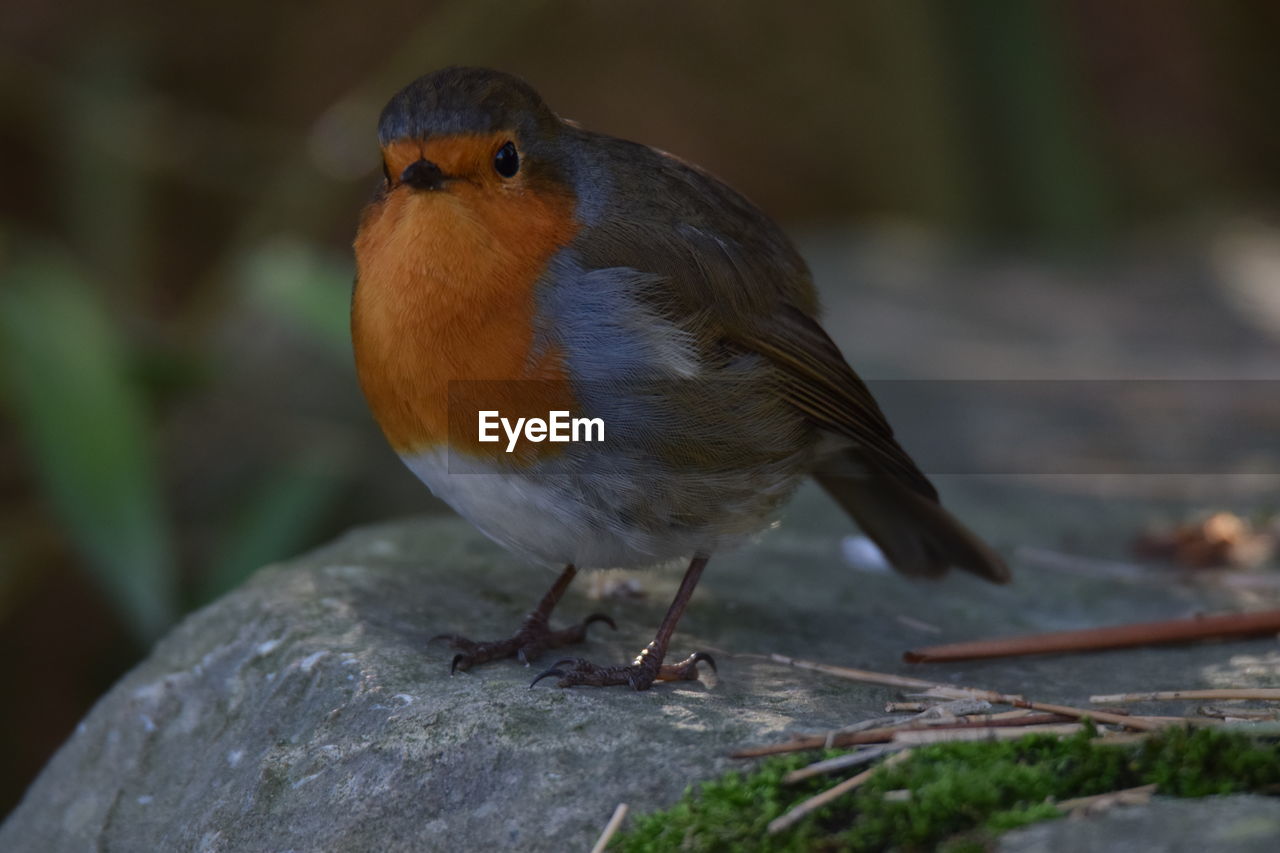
[590,803,628,853]
[783,746,902,784]
[1056,783,1157,814]
[904,609,1280,664]
[1006,699,1163,732]
[769,653,996,699]
[893,723,1083,745]
[885,702,927,713]
[1091,688,1280,704]
[768,655,1163,733]
[732,713,1077,759]
[738,657,1170,757]
[766,751,913,835]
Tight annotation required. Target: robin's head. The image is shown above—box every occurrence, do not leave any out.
[375,67,568,199]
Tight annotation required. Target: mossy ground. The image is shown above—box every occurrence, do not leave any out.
[611,725,1280,852]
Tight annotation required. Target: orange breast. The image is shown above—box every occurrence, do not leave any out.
[351,134,580,462]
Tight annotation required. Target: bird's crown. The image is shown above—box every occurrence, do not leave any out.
[378,66,558,145]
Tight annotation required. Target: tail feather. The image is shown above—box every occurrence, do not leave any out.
[815,467,1009,584]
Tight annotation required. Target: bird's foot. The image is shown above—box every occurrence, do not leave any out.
[529,642,715,691]
[431,612,615,673]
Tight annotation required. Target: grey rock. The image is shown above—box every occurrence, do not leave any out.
[3,484,1278,852]
[1000,796,1280,853]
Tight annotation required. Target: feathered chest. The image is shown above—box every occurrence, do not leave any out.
[351,183,579,458]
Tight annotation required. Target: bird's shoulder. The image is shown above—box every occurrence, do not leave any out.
[562,129,817,321]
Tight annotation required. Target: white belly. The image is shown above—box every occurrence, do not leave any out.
[399,447,806,569]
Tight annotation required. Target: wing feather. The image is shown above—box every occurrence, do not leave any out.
[730,305,937,501]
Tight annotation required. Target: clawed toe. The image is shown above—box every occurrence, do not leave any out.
[583,613,617,631]
[432,611,616,674]
[428,635,487,674]
[528,657,606,689]
[528,659,574,688]
[524,612,617,663]
[663,651,717,680]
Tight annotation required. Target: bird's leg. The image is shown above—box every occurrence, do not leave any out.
[531,554,715,690]
[431,563,615,673]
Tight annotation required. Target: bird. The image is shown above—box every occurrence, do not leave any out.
[351,67,1009,691]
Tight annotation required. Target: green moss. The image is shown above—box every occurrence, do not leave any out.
[611,725,1280,852]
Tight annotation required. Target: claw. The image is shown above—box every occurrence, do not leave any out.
[690,651,717,672]
[450,653,470,675]
[583,613,617,632]
[529,667,566,688]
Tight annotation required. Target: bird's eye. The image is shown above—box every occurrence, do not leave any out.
[493,141,520,178]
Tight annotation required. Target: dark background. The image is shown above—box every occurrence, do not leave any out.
[3,0,1279,817]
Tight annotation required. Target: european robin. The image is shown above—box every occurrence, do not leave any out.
[351,67,1009,691]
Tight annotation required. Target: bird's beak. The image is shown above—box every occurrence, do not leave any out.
[399,158,447,191]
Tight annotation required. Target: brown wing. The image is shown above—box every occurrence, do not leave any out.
[731,307,1009,582]
[729,304,938,501]
[733,308,1009,583]
[571,133,934,499]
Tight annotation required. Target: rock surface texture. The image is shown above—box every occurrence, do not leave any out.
[4,485,1280,851]
[998,796,1280,853]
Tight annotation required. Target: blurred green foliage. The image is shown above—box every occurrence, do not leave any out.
[0,250,176,642]
[239,239,357,357]
[0,244,355,638]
